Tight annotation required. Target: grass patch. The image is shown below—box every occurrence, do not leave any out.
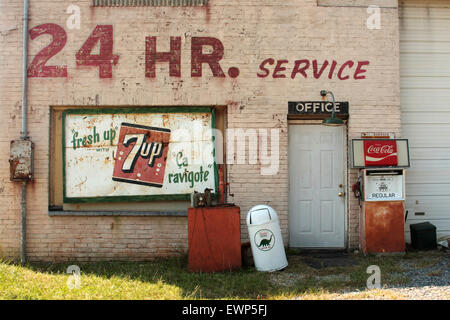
[0,257,271,300]
[0,251,446,300]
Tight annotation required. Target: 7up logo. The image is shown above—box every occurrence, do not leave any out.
[121,133,163,172]
[112,123,171,187]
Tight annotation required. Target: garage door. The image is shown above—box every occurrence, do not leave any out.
[400,0,450,242]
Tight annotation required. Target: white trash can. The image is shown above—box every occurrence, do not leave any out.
[246,205,288,272]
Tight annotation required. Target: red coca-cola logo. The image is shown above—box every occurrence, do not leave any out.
[367,145,394,154]
[364,140,398,166]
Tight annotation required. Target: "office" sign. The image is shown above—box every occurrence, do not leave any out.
[288,101,349,115]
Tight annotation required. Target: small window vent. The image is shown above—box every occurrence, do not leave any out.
[93,0,209,7]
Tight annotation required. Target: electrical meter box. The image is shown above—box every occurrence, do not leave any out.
[363,169,405,202]
[9,139,34,182]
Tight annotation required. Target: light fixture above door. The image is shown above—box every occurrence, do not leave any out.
[320,90,344,126]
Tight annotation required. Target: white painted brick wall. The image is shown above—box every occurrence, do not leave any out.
[0,0,400,260]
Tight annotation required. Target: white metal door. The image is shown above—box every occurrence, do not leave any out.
[289,125,345,248]
[400,1,450,240]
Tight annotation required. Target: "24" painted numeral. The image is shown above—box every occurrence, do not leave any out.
[27,24,119,78]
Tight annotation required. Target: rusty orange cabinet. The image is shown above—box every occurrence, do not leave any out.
[188,205,241,272]
[360,201,405,253]
[359,169,406,254]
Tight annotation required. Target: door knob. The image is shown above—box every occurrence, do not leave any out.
[338,192,345,197]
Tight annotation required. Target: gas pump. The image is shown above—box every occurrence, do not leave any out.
[351,139,410,254]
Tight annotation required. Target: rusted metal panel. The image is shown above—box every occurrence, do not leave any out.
[188,206,241,272]
[63,109,216,202]
[92,0,209,7]
[9,140,34,181]
[361,201,405,253]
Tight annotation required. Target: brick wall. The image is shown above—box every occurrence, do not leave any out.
[0,0,400,261]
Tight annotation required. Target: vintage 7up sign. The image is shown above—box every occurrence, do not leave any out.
[112,123,171,188]
[63,108,217,202]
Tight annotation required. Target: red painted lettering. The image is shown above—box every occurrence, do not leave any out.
[191,37,225,78]
[257,58,274,78]
[291,60,310,79]
[337,60,354,80]
[28,23,68,78]
[328,60,338,79]
[75,25,119,78]
[145,36,181,78]
[354,61,370,80]
[273,60,289,78]
[312,60,329,79]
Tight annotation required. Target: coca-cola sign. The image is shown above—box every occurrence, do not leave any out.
[363,140,398,166]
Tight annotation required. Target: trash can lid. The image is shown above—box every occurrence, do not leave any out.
[410,222,436,231]
[246,205,279,226]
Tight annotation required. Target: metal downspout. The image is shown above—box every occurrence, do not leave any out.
[20,182,27,264]
[21,0,29,264]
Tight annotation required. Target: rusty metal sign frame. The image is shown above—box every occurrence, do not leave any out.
[62,107,218,203]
